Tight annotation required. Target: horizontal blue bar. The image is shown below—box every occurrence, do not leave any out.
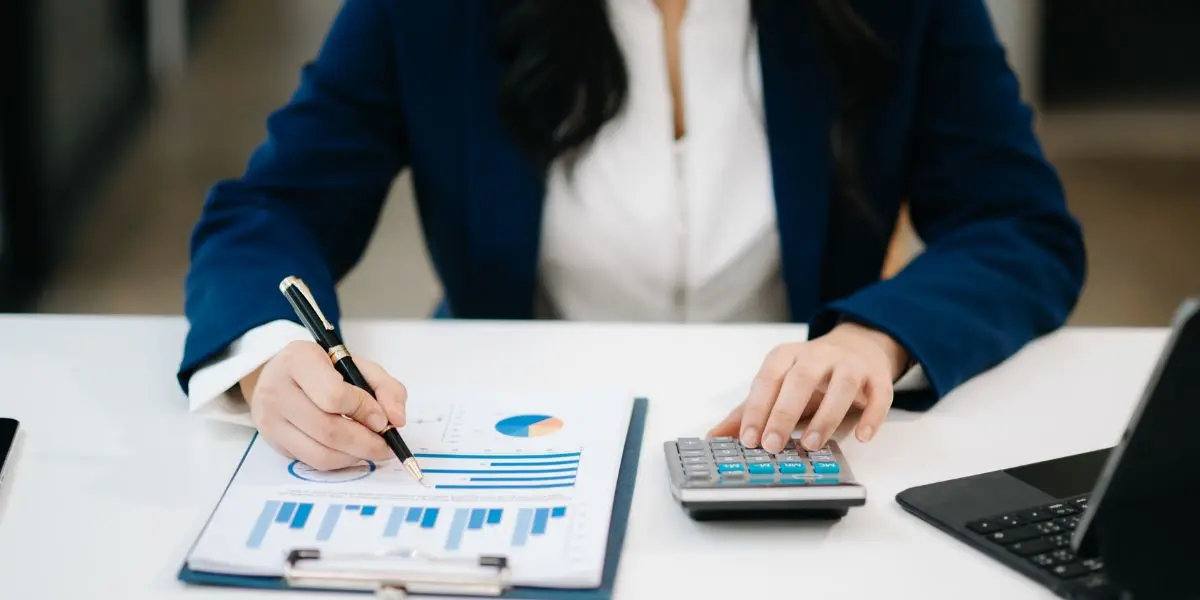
[275,501,297,524]
[490,460,579,467]
[469,476,576,482]
[552,506,567,518]
[414,452,581,460]
[487,509,503,525]
[360,505,377,517]
[435,483,576,490]
[345,505,360,511]
[422,468,577,475]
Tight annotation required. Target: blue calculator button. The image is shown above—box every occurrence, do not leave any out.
[717,463,745,473]
[778,462,807,474]
[747,463,775,475]
[813,477,840,485]
[813,461,840,474]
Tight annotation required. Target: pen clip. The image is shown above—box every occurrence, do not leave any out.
[280,276,335,331]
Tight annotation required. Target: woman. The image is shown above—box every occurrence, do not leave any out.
[181,0,1085,470]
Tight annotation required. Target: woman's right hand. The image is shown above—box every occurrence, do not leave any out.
[239,341,408,471]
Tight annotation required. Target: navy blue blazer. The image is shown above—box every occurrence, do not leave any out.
[182,0,1086,410]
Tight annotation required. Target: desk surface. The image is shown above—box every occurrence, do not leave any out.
[0,316,1168,598]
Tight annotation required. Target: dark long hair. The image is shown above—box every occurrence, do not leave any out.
[496,0,892,223]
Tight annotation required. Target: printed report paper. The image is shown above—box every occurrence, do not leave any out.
[187,387,635,588]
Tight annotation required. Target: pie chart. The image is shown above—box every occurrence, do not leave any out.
[495,415,564,438]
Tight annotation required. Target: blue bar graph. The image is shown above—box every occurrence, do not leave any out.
[468,509,486,530]
[424,468,577,475]
[291,503,313,529]
[384,507,406,538]
[361,505,377,516]
[511,508,534,547]
[246,500,320,549]
[435,483,575,490]
[247,500,281,549]
[405,507,423,523]
[531,508,550,535]
[509,506,566,548]
[275,502,297,524]
[490,460,579,467]
[446,509,470,551]
[421,508,440,529]
[487,509,503,525]
[414,452,581,460]
[316,505,343,541]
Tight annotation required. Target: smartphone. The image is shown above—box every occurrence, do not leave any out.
[0,418,17,487]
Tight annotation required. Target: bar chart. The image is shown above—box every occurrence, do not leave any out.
[414,451,582,491]
[245,500,568,553]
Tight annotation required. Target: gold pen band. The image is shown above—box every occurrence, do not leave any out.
[327,345,350,363]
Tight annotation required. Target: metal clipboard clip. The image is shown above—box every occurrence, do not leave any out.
[284,548,512,598]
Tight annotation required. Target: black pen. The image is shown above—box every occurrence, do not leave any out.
[279,276,425,483]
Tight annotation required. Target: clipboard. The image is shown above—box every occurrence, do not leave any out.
[178,397,647,599]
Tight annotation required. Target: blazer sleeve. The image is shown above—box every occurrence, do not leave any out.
[179,0,408,392]
[809,0,1087,410]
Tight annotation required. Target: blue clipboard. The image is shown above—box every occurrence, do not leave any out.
[179,397,648,599]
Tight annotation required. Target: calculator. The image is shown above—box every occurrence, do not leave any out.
[664,436,865,520]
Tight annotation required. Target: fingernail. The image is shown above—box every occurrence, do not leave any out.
[368,413,388,432]
[859,425,875,442]
[762,432,782,453]
[740,427,758,448]
[803,431,823,450]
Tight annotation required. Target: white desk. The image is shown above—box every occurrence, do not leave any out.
[0,316,1168,598]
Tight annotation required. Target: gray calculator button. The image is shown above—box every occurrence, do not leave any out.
[687,471,714,481]
[749,476,776,485]
[681,456,710,465]
[745,456,772,463]
[709,442,738,450]
[711,449,741,457]
[719,470,747,480]
[775,449,799,456]
[679,449,707,457]
[743,448,768,456]
[777,455,803,463]
[710,436,735,442]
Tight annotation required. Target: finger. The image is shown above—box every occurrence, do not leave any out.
[357,359,407,428]
[801,363,865,450]
[761,358,831,453]
[707,403,744,438]
[286,344,390,432]
[856,373,894,442]
[269,417,363,471]
[280,382,393,461]
[740,347,796,448]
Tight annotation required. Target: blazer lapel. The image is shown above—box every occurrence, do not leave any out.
[756,4,836,323]
[458,4,545,319]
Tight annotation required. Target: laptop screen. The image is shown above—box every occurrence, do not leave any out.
[1004,449,1109,499]
[1073,299,1200,555]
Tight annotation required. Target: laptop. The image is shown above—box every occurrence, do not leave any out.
[897,299,1200,600]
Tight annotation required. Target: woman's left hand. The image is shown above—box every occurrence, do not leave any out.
[709,322,909,453]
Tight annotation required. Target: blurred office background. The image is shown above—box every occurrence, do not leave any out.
[1,0,1197,324]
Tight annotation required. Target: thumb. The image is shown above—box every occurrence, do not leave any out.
[358,359,407,428]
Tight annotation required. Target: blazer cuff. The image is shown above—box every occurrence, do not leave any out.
[187,319,312,427]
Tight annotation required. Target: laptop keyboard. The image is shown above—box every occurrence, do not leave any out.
[966,495,1116,596]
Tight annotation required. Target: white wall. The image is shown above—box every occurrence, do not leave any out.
[984,0,1043,104]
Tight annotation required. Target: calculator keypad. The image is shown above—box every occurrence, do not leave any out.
[672,437,843,486]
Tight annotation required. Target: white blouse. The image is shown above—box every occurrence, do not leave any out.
[187,0,808,422]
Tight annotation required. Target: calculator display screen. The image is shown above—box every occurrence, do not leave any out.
[1003,449,1109,498]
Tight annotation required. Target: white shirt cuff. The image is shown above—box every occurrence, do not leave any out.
[187,320,313,427]
[894,362,930,391]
